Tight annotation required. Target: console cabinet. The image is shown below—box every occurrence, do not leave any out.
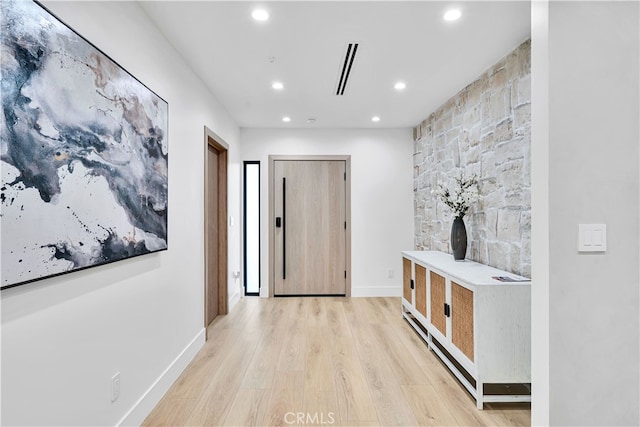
[401,250,531,409]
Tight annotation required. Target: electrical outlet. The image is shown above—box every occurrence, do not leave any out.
[111,372,120,402]
[387,268,394,278]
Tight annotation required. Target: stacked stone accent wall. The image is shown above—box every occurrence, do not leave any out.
[413,39,531,277]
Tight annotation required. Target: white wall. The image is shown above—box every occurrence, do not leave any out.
[547,1,639,425]
[1,2,242,426]
[240,128,414,297]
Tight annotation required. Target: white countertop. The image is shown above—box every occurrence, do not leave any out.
[402,250,531,286]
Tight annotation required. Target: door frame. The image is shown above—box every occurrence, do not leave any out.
[204,126,228,333]
[268,155,351,297]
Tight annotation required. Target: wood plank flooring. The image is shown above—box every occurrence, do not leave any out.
[143,297,530,426]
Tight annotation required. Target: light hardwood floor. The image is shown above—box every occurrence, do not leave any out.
[143,297,530,426]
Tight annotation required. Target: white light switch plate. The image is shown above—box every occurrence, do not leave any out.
[578,224,606,252]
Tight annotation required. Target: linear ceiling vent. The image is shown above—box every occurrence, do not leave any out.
[335,42,359,96]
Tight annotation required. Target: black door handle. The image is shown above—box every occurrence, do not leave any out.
[282,177,286,280]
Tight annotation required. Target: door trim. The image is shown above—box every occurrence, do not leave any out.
[204,126,228,335]
[243,161,261,296]
[268,155,351,297]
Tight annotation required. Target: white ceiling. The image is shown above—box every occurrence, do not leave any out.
[139,1,531,129]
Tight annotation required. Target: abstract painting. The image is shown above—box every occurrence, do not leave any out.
[1,0,169,289]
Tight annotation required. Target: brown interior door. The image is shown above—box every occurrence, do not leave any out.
[206,144,219,325]
[274,160,346,295]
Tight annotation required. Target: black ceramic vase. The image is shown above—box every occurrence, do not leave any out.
[451,216,467,261]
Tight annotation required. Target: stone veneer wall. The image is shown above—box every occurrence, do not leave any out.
[413,39,531,277]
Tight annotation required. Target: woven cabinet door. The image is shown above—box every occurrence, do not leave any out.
[415,264,427,317]
[430,271,446,336]
[451,282,474,362]
[403,257,412,303]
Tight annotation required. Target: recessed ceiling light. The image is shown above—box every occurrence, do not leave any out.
[252,9,269,21]
[271,82,284,90]
[282,116,291,123]
[443,9,462,21]
[371,116,381,122]
[394,82,407,91]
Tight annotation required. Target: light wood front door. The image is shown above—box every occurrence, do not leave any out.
[273,160,347,296]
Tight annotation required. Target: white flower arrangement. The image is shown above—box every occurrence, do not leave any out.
[432,174,479,219]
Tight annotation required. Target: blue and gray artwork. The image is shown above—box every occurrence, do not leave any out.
[1,0,168,288]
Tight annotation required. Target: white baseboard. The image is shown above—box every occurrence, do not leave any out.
[117,328,206,426]
[351,286,401,297]
[228,289,241,311]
